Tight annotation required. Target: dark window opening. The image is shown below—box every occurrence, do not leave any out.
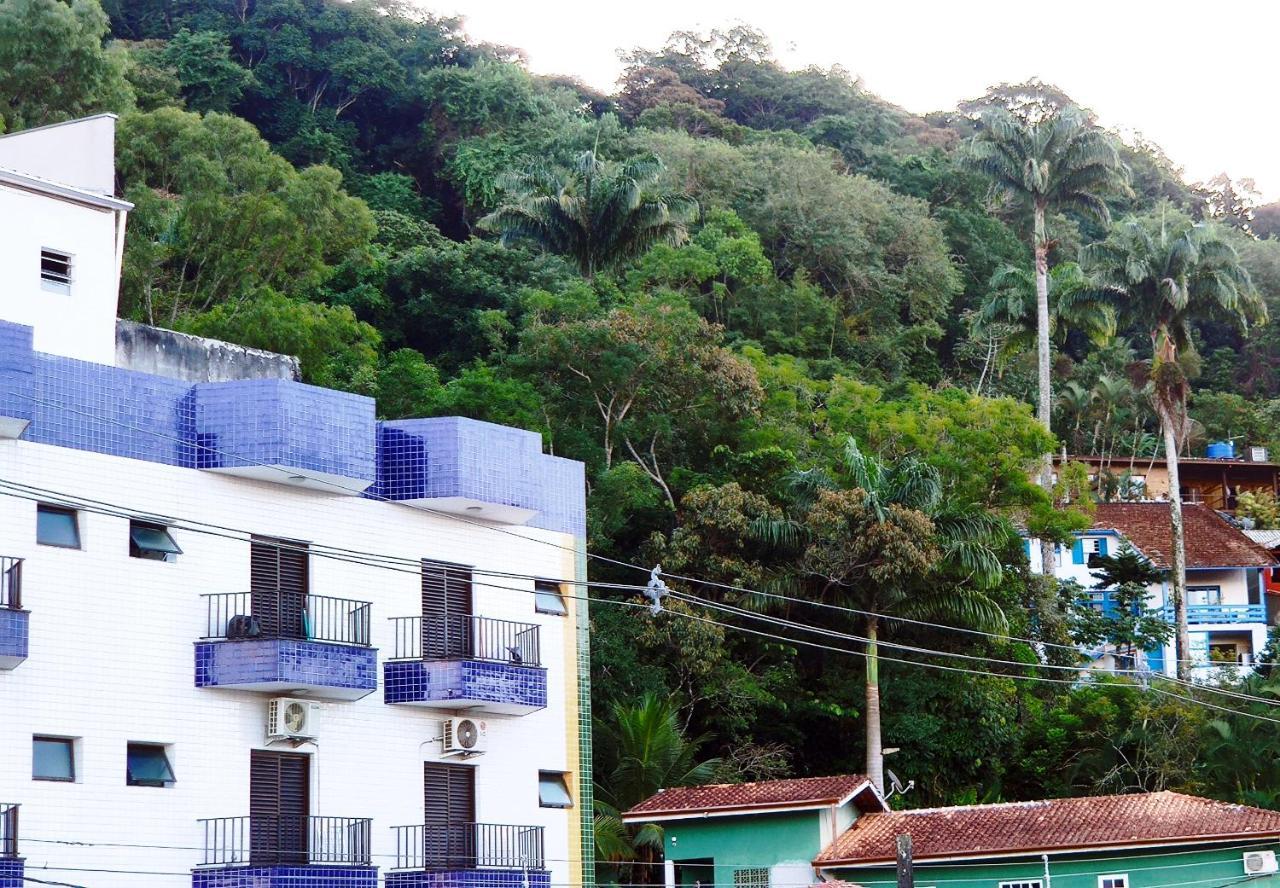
[33,736,74,781]
[538,771,573,808]
[126,743,175,787]
[40,249,72,291]
[36,505,80,549]
[534,580,568,616]
[130,521,182,561]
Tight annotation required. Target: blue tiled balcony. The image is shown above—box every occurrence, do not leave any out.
[195,815,375,888]
[0,323,33,439]
[195,592,377,700]
[386,824,548,888]
[0,559,27,670]
[383,617,546,715]
[192,866,377,888]
[194,379,377,494]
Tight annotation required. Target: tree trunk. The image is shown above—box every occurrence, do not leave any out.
[1033,202,1057,577]
[865,616,884,793]
[1160,407,1191,679]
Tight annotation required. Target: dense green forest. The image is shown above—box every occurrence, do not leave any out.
[7,0,1280,861]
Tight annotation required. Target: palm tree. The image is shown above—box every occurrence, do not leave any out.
[1084,210,1265,679]
[480,150,698,278]
[1057,381,1094,453]
[797,439,1008,792]
[965,108,1128,543]
[975,261,1118,359]
[593,694,720,880]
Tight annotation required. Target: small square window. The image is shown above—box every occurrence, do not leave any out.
[36,505,80,549]
[734,869,770,888]
[33,736,74,781]
[538,771,573,808]
[126,743,175,787]
[998,882,1043,888]
[1098,877,1128,888]
[40,249,72,293]
[129,521,182,561]
[535,580,568,616]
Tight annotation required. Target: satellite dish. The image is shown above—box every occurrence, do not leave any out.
[884,768,915,799]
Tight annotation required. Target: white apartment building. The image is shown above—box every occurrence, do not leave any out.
[0,116,593,888]
[1029,502,1276,677]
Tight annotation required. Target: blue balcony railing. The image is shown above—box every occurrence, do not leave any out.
[1163,603,1267,624]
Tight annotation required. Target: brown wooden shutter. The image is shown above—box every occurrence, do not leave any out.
[422,560,472,658]
[252,537,309,639]
[423,762,475,868]
[250,750,310,865]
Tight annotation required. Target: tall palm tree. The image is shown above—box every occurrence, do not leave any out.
[974,260,1117,359]
[593,694,720,879]
[965,108,1128,571]
[480,151,698,278]
[798,439,1008,792]
[1085,210,1265,679]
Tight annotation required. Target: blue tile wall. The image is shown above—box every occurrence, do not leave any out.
[195,640,377,693]
[0,321,584,534]
[373,418,586,537]
[0,608,28,669]
[384,659,547,711]
[385,869,550,888]
[192,866,377,888]
[0,857,22,888]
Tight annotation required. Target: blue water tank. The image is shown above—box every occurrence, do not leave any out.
[1207,441,1235,459]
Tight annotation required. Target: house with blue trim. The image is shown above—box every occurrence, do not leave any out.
[1029,502,1276,677]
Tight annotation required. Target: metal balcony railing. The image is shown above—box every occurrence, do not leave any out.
[202,591,372,646]
[389,615,540,667]
[0,804,17,858]
[391,823,544,871]
[1163,603,1267,625]
[0,558,22,610]
[198,816,372,867]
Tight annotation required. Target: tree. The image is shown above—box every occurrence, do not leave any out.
[161,29,252,113]
[1070,545,1172,670]
[964,105,1128,578]
[973,261,1117,362]
[0,0,133,130]
[798,439,1008,792]
[1085,210,1265,678]
[481,151,698,278]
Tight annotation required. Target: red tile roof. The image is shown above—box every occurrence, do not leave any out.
[815,791,1280,865]
[1090,503,1275,569]
[624,775,878,820]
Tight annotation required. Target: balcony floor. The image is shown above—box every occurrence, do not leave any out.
[195,639,377,700]
[386,870,550,888]
[384,659,547,715]
[193,866,376,888]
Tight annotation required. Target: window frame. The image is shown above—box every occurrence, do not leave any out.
[534,580,568,616]
[537,770,574,809]
[36,504,81,549]
[32,736,75,782]
[997,882,1044,888]
[1188,585,1223,606]
[732,869,770,888]
[40,248,73,294]
[1098,876,1128,888]
[126,742,176,787]
[129,521,182,561]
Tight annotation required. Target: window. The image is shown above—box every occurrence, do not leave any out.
[129,521,182,561]
[1098,877,1128,888]
[1189,585,1223,606]
[733,869,770,888]
[534,580,568,616]
[997,882,1043,888]
[36,504,80,548]
[32,736,74,781]
[40,249,72,293]
[126,743,175,787]
[538,771,573,808]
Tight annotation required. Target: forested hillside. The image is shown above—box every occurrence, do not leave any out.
[6,0,1280,852]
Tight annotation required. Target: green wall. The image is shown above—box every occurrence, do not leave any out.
[665,811,823,886]
[831,842,1280,888]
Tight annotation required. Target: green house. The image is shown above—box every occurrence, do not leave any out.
[627,779,1280,888]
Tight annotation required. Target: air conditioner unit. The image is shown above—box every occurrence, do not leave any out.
[1244,851,1278,875]
[441,717,487,756]
[268,698,321,741]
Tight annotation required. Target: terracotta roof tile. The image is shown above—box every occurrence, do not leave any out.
[1090,503,1275,569]
[815,791,1280,865]
[624,775,874,819]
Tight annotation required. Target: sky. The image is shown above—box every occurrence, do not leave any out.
[439,0,1280,202]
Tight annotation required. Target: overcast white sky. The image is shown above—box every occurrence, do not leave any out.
[439,0,1280,201]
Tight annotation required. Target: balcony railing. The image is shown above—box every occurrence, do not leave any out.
[389,615,540,667]
[391,823,544,871]
[1163,603,1267,624]
[198,816,372,867]
[1,804,17,858]
[202,591,372,646]
[0,558,21,610]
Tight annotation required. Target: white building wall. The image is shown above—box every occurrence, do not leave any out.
[0,439,579,887]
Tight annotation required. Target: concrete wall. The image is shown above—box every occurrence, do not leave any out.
[0,115,117,195]
[116,321,300,383]
[0,439,582,888]
[663,811,824,888]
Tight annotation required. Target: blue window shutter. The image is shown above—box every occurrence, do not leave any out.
[1098,538,1109,557]
[1024,539,1032,560]
[1072,539,1085,564]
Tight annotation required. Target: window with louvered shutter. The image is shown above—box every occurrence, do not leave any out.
[251,537,309,639]
[422,559,473,658]
[250,750,309,865]
[424,762,475,868]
